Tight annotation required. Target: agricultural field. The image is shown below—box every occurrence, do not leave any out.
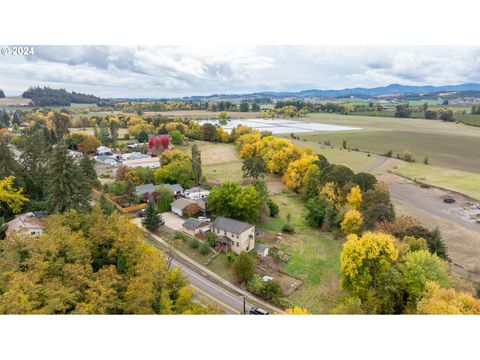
[394,162,480,201]
[258,192,343,313]
[300,112,480,173]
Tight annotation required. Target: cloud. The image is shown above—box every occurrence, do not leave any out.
[0,45,480,97]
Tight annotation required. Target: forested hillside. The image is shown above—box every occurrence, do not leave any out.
[22,86,100,106]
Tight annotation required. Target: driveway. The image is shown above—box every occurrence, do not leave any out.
[161,212,186,231]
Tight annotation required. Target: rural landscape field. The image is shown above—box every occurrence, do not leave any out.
[1,45,480,316]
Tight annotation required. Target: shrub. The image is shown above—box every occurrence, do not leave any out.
[226,252,235,263]
[200,242,210,255]
[233,252,255,283]
[205,232,218,247]
[267,199,279,217]
[384,150,393,158]
[401,150,415,162]
[259,280,284,301]
[188,238,200,249]
[282,222,295,233]
[174,230,188,242]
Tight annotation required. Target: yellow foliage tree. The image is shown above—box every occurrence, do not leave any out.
[320,182,341,208]
[417,282,480,314]
[0,176,29,213]
[283,154,318,192]
[285,306,310,314]
[341,232,398,299]
[346,185,362,210]
[341,209,363,235]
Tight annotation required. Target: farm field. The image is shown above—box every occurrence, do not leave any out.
[394,162,480,201]
[300,113,480,173]
[258,192,343,313]
[144,110,264,119]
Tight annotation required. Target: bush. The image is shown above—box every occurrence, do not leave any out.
[401,149,415,162]
[282,222,295,233]
[226,252,235,263]
[233,252,255,283]
[205,232,218,247]
[267,199,279,217]
[174,230,188,242]
[188,237,200,249]
[200,241,210,255]
[259,280,284,301]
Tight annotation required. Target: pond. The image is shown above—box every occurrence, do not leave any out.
[197,118,360,134]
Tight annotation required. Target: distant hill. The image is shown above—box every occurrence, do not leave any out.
[22,86,101,106]
[177,83,480,102]
[0,89,5,98]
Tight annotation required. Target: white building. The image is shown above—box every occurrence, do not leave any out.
[96,146,112,156]
[6,213,45,237]
[123,157,160,169]
[184,187,210,200]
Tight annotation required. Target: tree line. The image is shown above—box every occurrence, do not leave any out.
[22,86,100,106]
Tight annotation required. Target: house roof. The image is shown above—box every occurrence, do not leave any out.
[135,183,156,195]
[123,157,160,166]
[182,218,210,230]
[216,235,232,244]
[255,244,269,252]
[196,199,206,210]
[171,198,197,210]
[211,216,253,235]
[162,183,183,193]
[185,187,209,193]
[6,213,44,234]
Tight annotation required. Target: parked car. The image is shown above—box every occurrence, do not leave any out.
[249,307,269,315]
[443,196,456,204]
[197,216,210,222]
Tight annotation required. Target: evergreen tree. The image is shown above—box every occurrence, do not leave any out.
[99,192,115,216]
[19,129,48,200]
[12,112,22,126]
[0,217,7,239]
[191,144,202,186]
[46,145,91,213]
[242,148,267,180]
[0,136,24,189]
[143,197,162,231]
[124,180,137,206]
[0,110,10,127]
[80,155,99,188]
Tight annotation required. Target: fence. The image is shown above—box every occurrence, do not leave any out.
[91,188,147,213]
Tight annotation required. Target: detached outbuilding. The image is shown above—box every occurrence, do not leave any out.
[171,198,200,217]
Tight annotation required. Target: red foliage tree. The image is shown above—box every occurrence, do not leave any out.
[159,135,170,149]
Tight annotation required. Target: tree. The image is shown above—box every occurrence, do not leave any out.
[304,196,330,227]
[346,185,362,210]
[239,102,249,112]
[266,198,279,217]
[417,282,480,315]
[361,184,395,229]
[80,156,99,188]
[394,225,448,260]
[200,123,218,142]
[233,252,254,283]
[283,155,318,192]
[0,217,7,239]
[285,307,310,314]
[0,89,5,98]
[0,176,29,215]
[400,250,451,311]
[46,146,90,213]
[242,151,267,181]
[143,197,162,231]
[170,130,184,145]
[438,109,454,122]
[341,232,398,301]
[191,144,202,186]
[424,110,438,120]
[137,129,149,143]
[99,192,115,216]
[207,181,262,223]
[156,185,174,212]
[353,172,377,193]
[395,104,411,118]
[341,209,363,235]
[154,160,195,189]
[78,135,101,155]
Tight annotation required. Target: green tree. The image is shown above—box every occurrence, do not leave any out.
[46,145,90,213]
[137,129,149,143]
[304,196,330,227]
[239,102,249,112]
[199,123,218,142]
[99,192,115,216]
[143,197,162,231]
[233,252,254,283]
[242,149,267,181]
[170,130,184,145]
[19,129,48,200]
[191,144,202,186]
[0,217,7,239]
[80,156,99,188]
[154,160,195,189]
[156,185,174,212]
[400,250,451,311]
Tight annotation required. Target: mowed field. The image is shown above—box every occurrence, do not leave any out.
[144,110,264,119]
[299,113,480,173]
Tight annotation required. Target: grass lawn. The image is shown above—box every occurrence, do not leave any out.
[287,138,380,172]
[300,113,480,173]
[206,254,237,284]
[164,234,211,265]
[259,192,343,313]
[394,162,480,201]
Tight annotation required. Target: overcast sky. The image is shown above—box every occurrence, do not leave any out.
[1,46,480,98]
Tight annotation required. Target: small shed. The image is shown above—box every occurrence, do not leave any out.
[255,244,269,258]
[171,198,199,217]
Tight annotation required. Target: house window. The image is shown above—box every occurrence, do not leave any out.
[224,231,227,236]
[236,242,239,247]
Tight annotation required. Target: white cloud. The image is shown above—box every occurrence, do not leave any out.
[0,45,479,97]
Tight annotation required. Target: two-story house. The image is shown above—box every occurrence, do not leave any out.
[210,216,255,255]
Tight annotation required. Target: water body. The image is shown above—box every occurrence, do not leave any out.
[197,118,361,134]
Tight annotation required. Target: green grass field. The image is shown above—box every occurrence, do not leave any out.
[301,113,480,173]
[394,162,480,200]
[259,192,343,313]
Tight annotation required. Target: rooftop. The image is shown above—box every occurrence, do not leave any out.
[171,197,197,210]
[211,216,253,235]
[6,213,45,234]
[182,218,210,230]
[135,183,156,195]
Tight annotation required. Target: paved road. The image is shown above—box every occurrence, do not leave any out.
[142,233,271,315]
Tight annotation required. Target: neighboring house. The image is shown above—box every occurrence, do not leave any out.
[171,198,200,217]
[123,157,160,169]
[211,216,255,255]
[255,244,269,258]
[182,218,211,237]
[135,183,157,197]
[6,213,45,237]
[96,146,113,156]
[184,187,210,200]
[94,155,118,166]
[162,183,183,196]
[120,152,148,162]
[68,149,83,158]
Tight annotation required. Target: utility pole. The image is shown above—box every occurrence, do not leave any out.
[243,295,246,315]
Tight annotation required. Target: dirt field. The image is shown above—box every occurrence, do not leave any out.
[255,256,303,296]
[0,96,32,106]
